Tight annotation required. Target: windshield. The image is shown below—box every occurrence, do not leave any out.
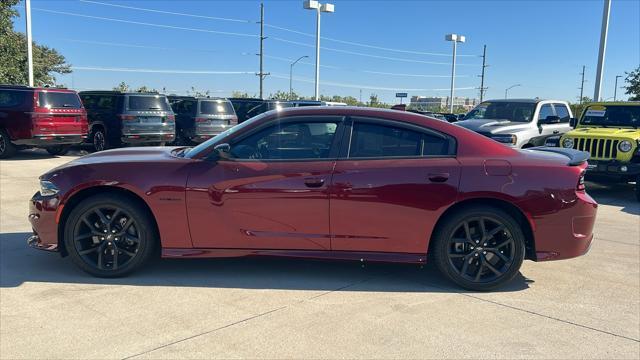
[464,101,536,122]
[127,95,171,111]
[200,100,235,115]
[580,105,640,128]
[38,92,82,109]
[186,112,269,158]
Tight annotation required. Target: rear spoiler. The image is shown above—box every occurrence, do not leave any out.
[528,146,590,166]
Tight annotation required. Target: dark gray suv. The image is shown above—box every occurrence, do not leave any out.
[79,91,175,151]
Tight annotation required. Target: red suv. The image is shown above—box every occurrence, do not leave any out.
[0,85,88,158]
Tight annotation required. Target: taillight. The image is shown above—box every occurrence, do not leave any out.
[577,171,586,191]
[195,117,208,123]
[118,115,136,121]
[166,115,175,121]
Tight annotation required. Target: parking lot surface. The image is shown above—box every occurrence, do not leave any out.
[1,149,639,359]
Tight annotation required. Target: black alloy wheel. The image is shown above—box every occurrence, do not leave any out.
[64,194,156,277]
[0,129,17,159]
[92,129,107,152]
[432,206,525,291]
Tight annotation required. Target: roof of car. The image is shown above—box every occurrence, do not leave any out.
[79,90,165,96]
[585,101,640,106]
[228,98,287,103]
[0,84,76,92]
[167,95,228,101]
[481,98,567,104]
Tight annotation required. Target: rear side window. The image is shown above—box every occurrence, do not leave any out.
[200,101,234,115]
[0,89,29,108]
[127,95,170,111]
[554,103,571,122]
[348,121,451,158]
[38,91,82,109]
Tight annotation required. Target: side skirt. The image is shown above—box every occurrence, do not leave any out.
[162,248,427,264]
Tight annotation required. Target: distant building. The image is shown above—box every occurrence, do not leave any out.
[409,96,479,112]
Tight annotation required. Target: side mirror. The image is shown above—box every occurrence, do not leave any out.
[569,118,578,128]
[540,115,561,124]
[211,143,231,160]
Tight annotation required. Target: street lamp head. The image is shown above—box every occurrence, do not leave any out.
[445,34,466,43]
[321,3,335,13]
[303,0,320,10]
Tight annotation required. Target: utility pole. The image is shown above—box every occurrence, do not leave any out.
[579,65,586,104]
[593,0,611,102]
[25,0,34,87]
[613,75,622,101]
[256,3,269,99]
[478,44,488,102]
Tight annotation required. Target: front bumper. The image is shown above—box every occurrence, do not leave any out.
[585,160,640,176]
[13,134,87,147]
[28,192,61,253]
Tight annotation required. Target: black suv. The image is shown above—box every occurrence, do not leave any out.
[79,91,175,151]
[168,96,238,145]
[228,98,292,123]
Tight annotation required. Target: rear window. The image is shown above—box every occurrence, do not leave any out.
[200,100,235,115]
[127,95,171,111]
[37,91,82,109]
[0,89,29,108]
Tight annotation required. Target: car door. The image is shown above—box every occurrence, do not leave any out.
[186,115,345,250]
[330,117,460,254]
[536,103,566,141]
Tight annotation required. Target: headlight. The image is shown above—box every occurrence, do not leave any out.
[562,138,574,148]
[618,140,633,152]
[491,134,517,145]
[39,180,59,196]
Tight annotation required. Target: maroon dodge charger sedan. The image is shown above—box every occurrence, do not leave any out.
[28,107,597,290]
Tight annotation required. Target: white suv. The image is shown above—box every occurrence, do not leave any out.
[456,99,573,148]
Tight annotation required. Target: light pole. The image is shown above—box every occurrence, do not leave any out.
[445,33,465,113]
[25,0,34,86]
[613,75,622,101]
[593,0,611,102]
[505,84,521,99]
[304,1,334,101]
[290,55,308,100]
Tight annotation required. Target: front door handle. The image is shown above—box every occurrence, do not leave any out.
[553,130,560,134]
[428,173,449,183]
[304,178,325,188]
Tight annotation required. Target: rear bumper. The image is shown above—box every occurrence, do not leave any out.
[531,191,598,261]
[585,160,640,177]
[121,133,175,144]
[13,134,87,146]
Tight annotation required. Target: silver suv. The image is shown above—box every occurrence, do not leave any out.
[456,99,573,148]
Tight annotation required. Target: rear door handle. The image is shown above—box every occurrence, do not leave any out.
[428,173,449,183]
[304,178,325,188]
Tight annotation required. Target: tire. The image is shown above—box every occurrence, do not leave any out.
[172,131,190,146]
[431,206,526,291]
[0,129,17,159]
[91,128,108,152]
[64,193,158,277]
[46,145,71,156]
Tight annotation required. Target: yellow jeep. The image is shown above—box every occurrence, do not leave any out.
[560,102,640,201]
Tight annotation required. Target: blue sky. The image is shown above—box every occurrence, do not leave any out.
[13,0,640,103]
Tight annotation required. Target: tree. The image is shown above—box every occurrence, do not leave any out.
[113,81,130,92]
[0,0,71,86]
[231,91,251,98]
[624,67,640,101]
[269,90,291,100]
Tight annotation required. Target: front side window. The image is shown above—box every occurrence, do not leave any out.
[230,119,339,160]
[348,121,451,158]
[537,104,554,121]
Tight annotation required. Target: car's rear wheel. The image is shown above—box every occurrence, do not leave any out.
[64,193,157,277]
[91,128,108,152]
[431,206,525,291]
[46,145,71,156]
[0,129,17,159]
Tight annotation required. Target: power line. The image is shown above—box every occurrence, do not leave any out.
[80,0,480,58]
[79,0,252,23]
[61,38,254,56]
[72,66,255,75]
[32,8,258,38]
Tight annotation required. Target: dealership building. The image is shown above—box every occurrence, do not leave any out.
[409,96,479,111]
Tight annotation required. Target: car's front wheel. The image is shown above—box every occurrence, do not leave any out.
[64,193,157,277]
[0,129,17,159]
[431,206,526,291]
